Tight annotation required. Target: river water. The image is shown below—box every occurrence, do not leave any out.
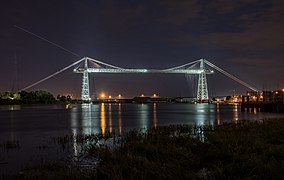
[0,103,283,176]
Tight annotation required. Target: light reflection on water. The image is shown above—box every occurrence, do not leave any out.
[0,105,21,111]
[233,104,239,122]
[217,103,221,125]
[66,103,284,137]
[193,104,214,126]
[2,103,283,140]
[118,103,122,135]
[108,104,113,133]
[153,103,157,128]
[140,104,149,132]
[100,103,106,135]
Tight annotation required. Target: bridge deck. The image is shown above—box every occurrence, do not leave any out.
[74,68,214,74]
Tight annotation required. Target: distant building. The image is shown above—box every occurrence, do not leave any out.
[132,96,151,103]
[263,90,284,103]
[242,90,284,112]
[174,97,196,103]
[244,90,284,103]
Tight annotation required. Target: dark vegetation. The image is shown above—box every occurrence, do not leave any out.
[18,91,56,104]
[0,90,74,104]
[3,119,284,179]
[0,140,20,150]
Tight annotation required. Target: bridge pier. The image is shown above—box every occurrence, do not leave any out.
[197,59,209,102]
[81,58,91,102]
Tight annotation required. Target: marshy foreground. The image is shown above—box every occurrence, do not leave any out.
[2,119,284,179]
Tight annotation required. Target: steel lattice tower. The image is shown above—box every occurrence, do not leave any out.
[81,58,91,102]
[197,59,209,101]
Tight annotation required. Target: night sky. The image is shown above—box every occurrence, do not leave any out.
[0,0,283,98]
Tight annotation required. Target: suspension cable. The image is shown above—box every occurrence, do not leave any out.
[14,25,80,57]
[87,57,124,69]
[203,59,259,92]
[162,59,201,71]
[20,58,86,91]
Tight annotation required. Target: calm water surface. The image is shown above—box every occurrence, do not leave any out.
[0,103,283,176]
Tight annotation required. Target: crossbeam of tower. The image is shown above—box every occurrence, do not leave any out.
[73,57,213,74]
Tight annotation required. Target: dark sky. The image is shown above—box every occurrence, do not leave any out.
[0,0,283,98]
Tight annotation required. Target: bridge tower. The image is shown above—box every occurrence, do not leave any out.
[197,59,209,101]
[81,58,91,102]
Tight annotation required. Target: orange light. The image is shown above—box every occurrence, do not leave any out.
[118,94,122,98]
[141,94,144,97]
[108,95,112,99]
[101,93,105,98]
[153,94,157,97]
